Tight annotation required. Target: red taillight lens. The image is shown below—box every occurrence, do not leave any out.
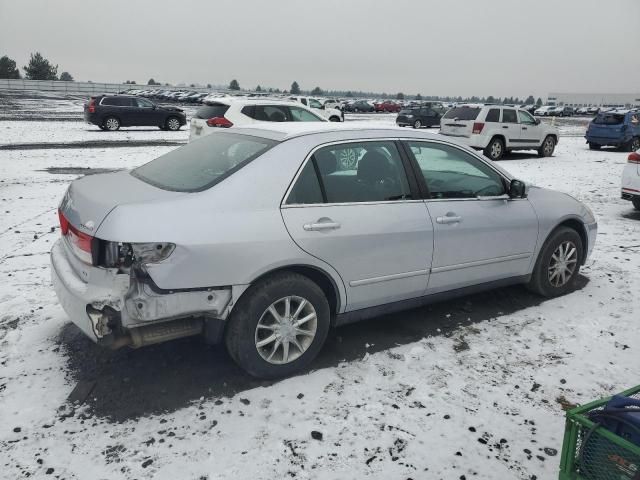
[58,209,95,264]
[206,116,233,128]
[88,98,96,113]
[628,152,640,164]
[472,122,485,134]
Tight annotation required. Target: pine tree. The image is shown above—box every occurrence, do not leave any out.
[291,81,301,94]
[23,52,58,80]
[59,71,73,81]
[229,79,240,90]
[0,55,20,79]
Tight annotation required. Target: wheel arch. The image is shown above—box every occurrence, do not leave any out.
[550,217,588,265]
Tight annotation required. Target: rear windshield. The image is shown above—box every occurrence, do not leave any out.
[442,107,481,120]
[593,113,624,125]
[399,108,417,115]
[195,103,230,119]
[131,132,276,192]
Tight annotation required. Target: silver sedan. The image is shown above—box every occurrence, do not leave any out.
[51,123,597,378]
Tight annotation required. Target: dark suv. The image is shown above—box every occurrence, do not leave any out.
[396,102,445,128]
[83,95,187,131]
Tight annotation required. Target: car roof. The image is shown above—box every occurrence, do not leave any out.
[229,122,442,142]
[203,97,299,106]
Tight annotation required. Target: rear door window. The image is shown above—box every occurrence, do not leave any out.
[502,109,517,123]
[442,107,481,120]
[252,105,292,122]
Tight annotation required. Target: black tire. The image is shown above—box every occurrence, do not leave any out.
[628,137,640,152]
[224,272,330,379]
[329,116,341,122]
[538,135,556,157]
[165,116,181,131]
[413,119,422,129]
[483,137,505,161]
[527,226,583,298]
[632,198,640,211]
[588,143,601,150]
[103,116,120,131]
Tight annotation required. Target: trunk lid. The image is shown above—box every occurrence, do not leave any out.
[439,106,482,138]
[59,170,182,237]
[587,113,626,140]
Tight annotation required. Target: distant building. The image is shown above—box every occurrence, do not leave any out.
[547,93,640,108]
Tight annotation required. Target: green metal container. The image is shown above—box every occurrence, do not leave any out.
[559,385,640,480]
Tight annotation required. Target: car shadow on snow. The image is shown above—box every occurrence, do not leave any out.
[57,276,589,422]
[621,209,640,221]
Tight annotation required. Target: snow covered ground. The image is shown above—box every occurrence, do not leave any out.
[0,96,638,480]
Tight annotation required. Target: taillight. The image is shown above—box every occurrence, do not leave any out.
[88,98,96,113]
[628,152,640,164]
[472,122,485,134]
[58,209,95,264]
[206,116,233,128]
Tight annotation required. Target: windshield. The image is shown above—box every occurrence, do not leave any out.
[593,113,624,125]
[442,107,481,120]
[132,132,277,192]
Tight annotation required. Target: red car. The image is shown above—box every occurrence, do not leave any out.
[374,100,401,113]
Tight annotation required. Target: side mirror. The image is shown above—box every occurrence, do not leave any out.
[535,118,541,125]
[509,179,527,199]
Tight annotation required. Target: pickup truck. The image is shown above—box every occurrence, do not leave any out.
[289,96,343,122]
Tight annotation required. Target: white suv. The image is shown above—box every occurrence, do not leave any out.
[440,104,559,160]
[622,149,640,210]
[288,96,343,122]
[189,98,326,142]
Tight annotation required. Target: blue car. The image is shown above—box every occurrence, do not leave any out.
[586,109,640,151]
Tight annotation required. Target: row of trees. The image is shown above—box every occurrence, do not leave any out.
[0,52,73,81]
[227,79,543,105]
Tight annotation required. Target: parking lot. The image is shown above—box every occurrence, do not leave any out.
[1,92,639,479]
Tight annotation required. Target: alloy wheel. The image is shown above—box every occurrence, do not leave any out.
[167,118,180,131]
[544,137,555,155]
[631,138,640,152]
[548,240,578,287]
[414,120,421,129]
[490,140,502,159]
[254,296,317,365]
[105,118,119,131]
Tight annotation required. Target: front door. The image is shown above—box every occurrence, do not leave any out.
[517,110,544,148]
[134,97,159,126]
[403,140,539,293]
[281,140,433,311]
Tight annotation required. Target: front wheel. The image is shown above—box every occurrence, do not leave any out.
[166,116,181,131]
[329,116,341,122]
[413,119,422,129]
[224,272,330,379]
[628,137,640,152]
[483,137,505,161]
[527,227,583,297]
[538,135,556,157]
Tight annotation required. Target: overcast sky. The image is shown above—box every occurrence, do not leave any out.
[1,0,638,98]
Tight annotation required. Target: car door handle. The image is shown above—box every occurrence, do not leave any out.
[303,219,341,231]
[502,126,509,129]
[436,215,462,224]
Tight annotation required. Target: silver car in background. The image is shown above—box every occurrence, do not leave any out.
[51,123,597,378]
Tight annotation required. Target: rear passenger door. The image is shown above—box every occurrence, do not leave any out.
[281,140,433,311]
[501,108,521,148]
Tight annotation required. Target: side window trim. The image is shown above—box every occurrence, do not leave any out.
[400,139,510,201]
[281,138,423,207]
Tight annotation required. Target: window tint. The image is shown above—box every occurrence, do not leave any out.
[517,110,536,124]
[289,106,323,122]
[442,107,481,120]
[195,103,230,119]
[593,113,624,125]
[132,132,276,192]
[252,105,291,122]
[407,142,506,199]
[311,141,411,203]
[502,109,517,123]
[485,108,500,122]
[286,160,323,205]
[136,98,154,108]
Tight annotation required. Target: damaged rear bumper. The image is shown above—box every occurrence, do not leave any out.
[50,239,233,348]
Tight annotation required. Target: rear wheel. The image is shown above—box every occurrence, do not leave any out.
[103,117,120,131]
[628,137,640,152]
[538,135,556,157]
[224,272,330,379]
[632,198,640,211]
[527,226,583,297]
[483,137,505,161]
[413,119,422,129]
[166,116,181,131]
[329,116,341,122]
[588,143,601,150]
